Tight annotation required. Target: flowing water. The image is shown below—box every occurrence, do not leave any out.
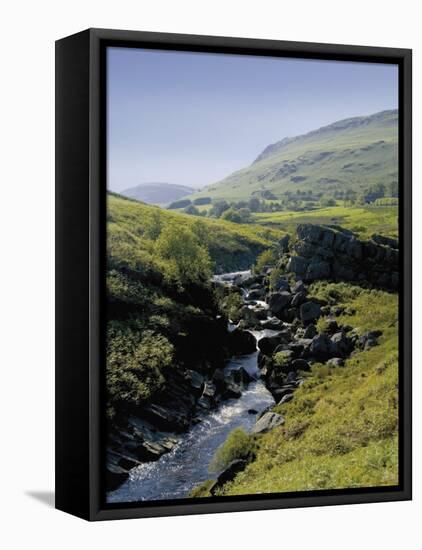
[107,272,275,503]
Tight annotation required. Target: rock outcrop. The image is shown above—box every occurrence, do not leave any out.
[284,224,398,290]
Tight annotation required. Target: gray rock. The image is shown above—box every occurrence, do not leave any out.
[286,255,309,276]
[309,333,332,360]
[307,260,330,280]
[327,357,345,367]
[228,329,257,355]
[291,290,307,307]
[209,460,248,495]
[291,358,311,372]
[300,301,322,323]
[303,324,317,339]
[268,291,291,314]
[252,412,285,434]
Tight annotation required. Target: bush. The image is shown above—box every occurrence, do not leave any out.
[106,327,173,417]
[184,205,200,216]
[254,248,277,274]
[273,350,291,369]
[155,225,212,289]
[210,428,256,472]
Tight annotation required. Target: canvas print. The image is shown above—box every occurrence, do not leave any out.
[105,48,399,504]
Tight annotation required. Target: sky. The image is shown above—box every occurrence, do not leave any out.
[107,47,398,192]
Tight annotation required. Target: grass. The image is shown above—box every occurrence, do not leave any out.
[192,282,399,496]
[252,205,398,239]
[108,193,284,274]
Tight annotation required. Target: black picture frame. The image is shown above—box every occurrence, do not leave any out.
[55,28,412,521]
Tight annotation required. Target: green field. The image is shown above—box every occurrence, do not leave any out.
[253,205,398,239]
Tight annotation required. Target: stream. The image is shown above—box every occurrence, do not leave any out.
[107,271,276,503]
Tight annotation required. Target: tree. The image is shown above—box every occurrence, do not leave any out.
[183,204,200,216]
[155,225,212,288]
[209,200,230,218]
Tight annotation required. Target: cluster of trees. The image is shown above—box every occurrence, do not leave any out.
[167,179,399,223]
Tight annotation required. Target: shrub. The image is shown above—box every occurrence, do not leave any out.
[210,428,256,472]
[254,248,277,274]
[155,225,212,289]
[106,327,173,417]
[273,350,291,369]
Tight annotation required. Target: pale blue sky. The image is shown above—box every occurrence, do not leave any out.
[107,47,398,191]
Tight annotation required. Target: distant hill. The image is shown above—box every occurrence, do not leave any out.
[120,182,196,205]
[190,109,398,202]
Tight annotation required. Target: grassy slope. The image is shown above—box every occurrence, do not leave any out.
[193,283,398,496]
[108,193,283,273]
[189,110,398,202]
[253,204,398,240]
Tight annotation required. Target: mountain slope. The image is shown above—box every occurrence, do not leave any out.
[191,110,398,202]
[120,182,196,205]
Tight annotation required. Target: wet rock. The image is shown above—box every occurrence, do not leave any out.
[140,403,191,432]
[185,369,205,395]
[248,409,258,415]
[300,301,322,323]
[260,317,283,330]
[228,329,257,355]
[247,288,265,300]
[231,366,254,387]
[258,334,288,355]
[252,412,285,434]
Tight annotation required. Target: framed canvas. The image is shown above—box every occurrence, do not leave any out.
[55,28,412,521]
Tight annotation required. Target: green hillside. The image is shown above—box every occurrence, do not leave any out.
[190,110,398,202]
[108,193,283,274]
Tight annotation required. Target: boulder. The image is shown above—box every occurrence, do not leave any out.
[278,393,294,405]
[303,324,317,339]
[330,331,353,357]
[268,291,291,314]
[228,329,257,355]
[140,403,190,432]
[291,358,311,372]
[300,301,322,323]
[273,388,294,403]
[306,260,330,280]
[327,357,345,367]
[291,279,306,294]
[247,288,265,301]
[286,255,309,277]
[231,366,254,387]
[260,317,283,330]
[258,334,285,355]
[209,460,248,495]
[358,330,382,350]
[291,290,307,307]
[251,412,285,434]
[309,333,332,360]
